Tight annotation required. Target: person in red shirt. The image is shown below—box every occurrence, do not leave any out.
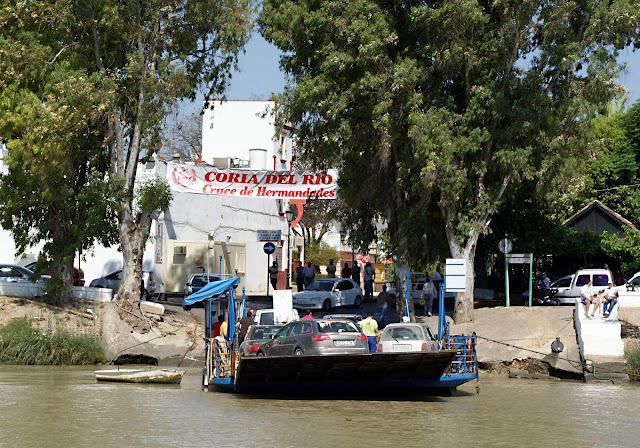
[301,310,313,319]
[212,315,224,337]
[341,262,352,279]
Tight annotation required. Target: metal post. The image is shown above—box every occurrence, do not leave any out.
[528,253,533,308]
[286,224,291,289]
[266,253,271,299]
[505,253,510,307]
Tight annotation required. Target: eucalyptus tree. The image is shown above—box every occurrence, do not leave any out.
[0,2,118,303]
[261,0,639,322]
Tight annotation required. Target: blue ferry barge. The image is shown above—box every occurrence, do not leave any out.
[183,276,478,395]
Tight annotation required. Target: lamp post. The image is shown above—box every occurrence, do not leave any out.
[285,209,295,289]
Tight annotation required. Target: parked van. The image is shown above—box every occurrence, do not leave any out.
[254,308,300,326]
[553,268,613,304]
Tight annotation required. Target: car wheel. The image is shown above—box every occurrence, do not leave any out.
[354,295,362,307]
[294,347,304,356]
[257,351,265,357]
[550,299,560,306]
[322,299,331,311]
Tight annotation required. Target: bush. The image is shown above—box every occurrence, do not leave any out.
[0,318,105,365]
[624,341,640,381]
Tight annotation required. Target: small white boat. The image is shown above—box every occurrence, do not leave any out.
[94,368,185,384]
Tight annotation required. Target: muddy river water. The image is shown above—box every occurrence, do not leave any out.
[1,365,639,447]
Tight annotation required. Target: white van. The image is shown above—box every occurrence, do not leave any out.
[254,308,300,326]
[553,268,613,304]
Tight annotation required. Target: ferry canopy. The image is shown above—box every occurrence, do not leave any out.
[182,276,241,309]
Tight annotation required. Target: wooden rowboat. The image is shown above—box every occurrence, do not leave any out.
[94,368,185,384]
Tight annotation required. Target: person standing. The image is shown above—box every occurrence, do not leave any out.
[603,282,619,318]
[364,262,375,299]
[212,315,224,338]
[301,309,314,319]
[359,312,379,353]
[237,309,255,344]
[376,285,391,312]
[341,262,352,279]
[431,268,443,294]
[421,278,436,317]
[303,261,315,289]
[326,259,336,278]
[295,261,305,292]
[351,262,361,287]
[268,261,279,290]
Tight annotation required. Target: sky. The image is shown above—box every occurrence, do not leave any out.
[223,34,640,107]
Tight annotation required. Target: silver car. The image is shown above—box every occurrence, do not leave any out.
[0,264,38,282]
[90,269,155,300]
[377,323,438,353]
[256,319,369,356]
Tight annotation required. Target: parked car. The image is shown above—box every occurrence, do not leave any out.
[551,269,613,305]
[24,262,84,286]
[254,308,300,326]
[89,269,155,300]
[387,272,427,303]
[238,325,281,357]
[256,319,369,356]
[292,278,363,311]
[0,264,38,282]
[377,322,438,353]
[626,272,640,292]
[184,273,220,296]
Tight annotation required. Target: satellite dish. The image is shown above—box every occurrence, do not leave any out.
[499,238,513,254]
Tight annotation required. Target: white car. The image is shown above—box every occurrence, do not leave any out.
[377,323,438,353]
[292,278,363,311]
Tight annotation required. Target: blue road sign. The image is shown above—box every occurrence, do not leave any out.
[263,242,276,255]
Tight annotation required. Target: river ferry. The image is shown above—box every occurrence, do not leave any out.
[183,276,477,395]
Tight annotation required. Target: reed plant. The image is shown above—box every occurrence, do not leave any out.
[0,318,105,365]
[624,341,640,381]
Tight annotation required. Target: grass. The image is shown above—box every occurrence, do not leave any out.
[0,318,106,365]
[624,341,640,381]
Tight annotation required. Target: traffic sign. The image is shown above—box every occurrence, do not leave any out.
[258,230,281,242]
[263,242,276,255]
[360,254,370,263]
[498,238,513,254]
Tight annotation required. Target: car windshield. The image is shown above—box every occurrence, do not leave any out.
[317,320,360,333]
[307,281,334,291]
[381,326,423,341]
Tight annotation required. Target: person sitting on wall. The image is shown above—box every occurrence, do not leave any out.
[581,280,598,319]
[602,282,619,318]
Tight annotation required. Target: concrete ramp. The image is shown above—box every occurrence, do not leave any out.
[574,298,624,358]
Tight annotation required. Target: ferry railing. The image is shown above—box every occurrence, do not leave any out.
[206,338,233,380]
[440,333,477,375]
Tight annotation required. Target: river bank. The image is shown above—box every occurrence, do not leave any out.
[2,295,638,381]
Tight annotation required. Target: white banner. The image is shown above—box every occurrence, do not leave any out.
[166,162,337,199]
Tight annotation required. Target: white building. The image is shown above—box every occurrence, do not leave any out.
[1,100,297,296]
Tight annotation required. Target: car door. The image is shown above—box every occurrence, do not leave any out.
[266,324,292,356]
[338,280,357,306]
[279,322,303,355]
[333,280,349,306]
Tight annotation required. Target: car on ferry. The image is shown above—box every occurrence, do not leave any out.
[256,318,369,356]
[238,325,281,357]
[377,323,438,353]
[292,278,363,311]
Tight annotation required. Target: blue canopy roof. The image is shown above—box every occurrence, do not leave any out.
[182,276,241,309]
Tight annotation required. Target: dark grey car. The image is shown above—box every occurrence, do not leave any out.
[256,319,369,357]
[238,325,281,357]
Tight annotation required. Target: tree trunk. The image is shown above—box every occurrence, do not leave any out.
[51,212,73,304]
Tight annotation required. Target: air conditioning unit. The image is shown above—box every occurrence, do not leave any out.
[174,246,187,255]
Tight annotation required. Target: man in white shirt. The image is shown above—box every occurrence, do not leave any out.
[580,280,598,318]
[602,282,619,318]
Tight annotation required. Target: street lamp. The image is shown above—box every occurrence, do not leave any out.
[285,209,295,289]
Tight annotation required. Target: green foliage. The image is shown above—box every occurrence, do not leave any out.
[260,0,639,273]
[303,241,340,269]
[0,318,105,365]
[624,341,640,381]
[601,228,640,272]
